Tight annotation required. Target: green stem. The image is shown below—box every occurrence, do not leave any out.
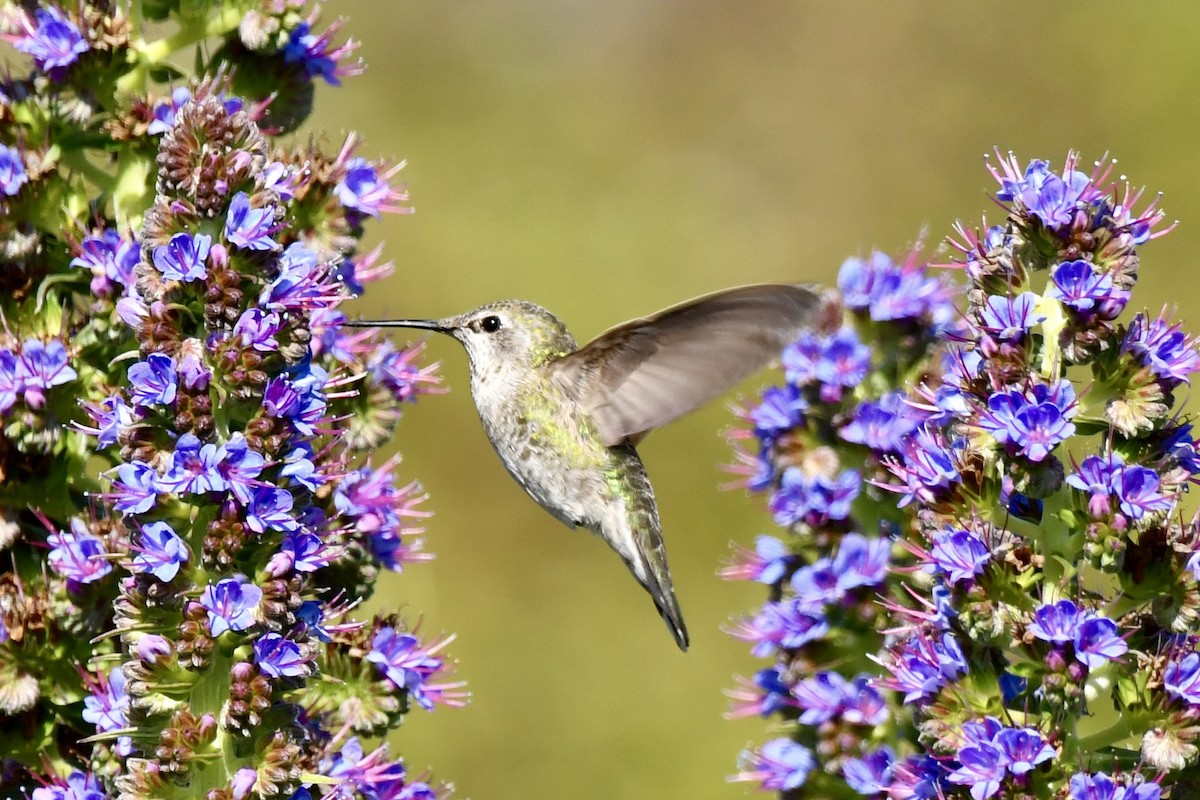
[115,5,247,96]
[1075,710,1152,752]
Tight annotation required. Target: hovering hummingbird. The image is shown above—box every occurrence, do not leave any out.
[347,284,823,651]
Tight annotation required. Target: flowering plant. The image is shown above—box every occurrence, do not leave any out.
[0,3,460,799]
[725,152,1200,799]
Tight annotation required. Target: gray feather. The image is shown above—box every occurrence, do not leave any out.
[549,284,821,447]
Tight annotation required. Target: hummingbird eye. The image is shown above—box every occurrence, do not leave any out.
[480,315,502,333]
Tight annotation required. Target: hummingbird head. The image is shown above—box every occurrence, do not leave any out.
[350,300,578,372]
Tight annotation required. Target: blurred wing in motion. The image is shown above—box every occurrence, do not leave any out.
[550,284,821,446]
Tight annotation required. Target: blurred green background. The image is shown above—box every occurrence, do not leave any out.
[307,3,1200,798]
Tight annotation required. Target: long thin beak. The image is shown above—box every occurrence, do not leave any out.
[343,318,449,332]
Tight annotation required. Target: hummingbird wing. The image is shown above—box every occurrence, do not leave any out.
[549,284,823,447]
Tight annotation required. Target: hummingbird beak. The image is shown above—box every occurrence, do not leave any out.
[342,318,450,333]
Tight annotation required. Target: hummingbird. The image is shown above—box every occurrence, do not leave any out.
[347,284,823,651]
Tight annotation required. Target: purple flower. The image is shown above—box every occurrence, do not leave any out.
[1028,599,1080,643]
[781,333,824,386]
[790,559,842,607]
[886,425,960,507]
[233,309,283,352]
[147,87,193,135]
[995,727,1055,775]
[70,228,139,296]
[815,329,872,397]
[947,744,1005,800]
[280,444,323,491]
[929,527,990,585]
[978,292,1044,341]
[335,158,393,218]
[199,577,262,637]
[79,395,134,448]
[0,350,17,413]
[279,531,332,573]
[152,232,211,282]
[1123,312,1200,385]
[792,671,849,724]
[17,339,77,408]
[113,461,158,514]
[246,486,299,533]
[843,747,895,795]
[366,627,449,711]
[770,467,860,527]
[995,158,1094,229]
[158,433,225,494]
[254,633,310,678]
[749,384,806,438]
[884,633,967,703]
[224,191,279,251]
[1070,773,1161,800]
[840,392,920,453]
[1066,453,1124,518]
[889,756,945,800]
[31,772,108,800]
[841,676,889,726]
[832,533,891,592]
[260,243,326,311]
[216,433,265,504]
[128,353,177,407]
[47,520,112,586]
[977,383,1076,462]
[837,251,952,324]
[282,21,346,86]
[131,521,189,582]
[734,738,815,792]
[82,666,131,756]
[739,535,793,584]
[1164,651,1200,705]
[12,7,89,81]
[0,144,28,197]
[1074,616,1127,667]
[1048,260,1128,319]
[738,600,829,658]
[1111,464,1173,520]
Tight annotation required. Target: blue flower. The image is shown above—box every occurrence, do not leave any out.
[282,22,341,86]
[1048,259,1129,319]
[749,384,806,439]
[1164,651,1200,706]
[1123,312,1200,386]
[0,144,28,197]
[199,577,262,637]
[1069,773,1161,800]
[70,228,139,296]
[839,251,952,324]
[131,521,189,582]
[750,535,793,584]
[16,339,77,408]
[977,292,1044,341]
[842,747,895,795]
[947,744,1005,800]
[832,533,891,592]
[840,392,920,453]
[82,665,130,737]
[47,519,112,586]
[12,7,89,81]
[741,600,829,657]
[335,158,392,218]
[233,309,283,352]
[995,158,1094,229]
[977,382,1076,462]
[113,461,158,514]
[929,527,990,585]
[885,633,967,703]
[152,232,211,282]
[886,424,960,507]
[254,633,310,678]
[246,486,299,533]
[279,531,332,573]
[157,433,225,494]
[770,467,861,528]
[1074,616,1127,667]
[216,434,265,505]
[781,333,824,386]
[366,627,448,710]
[1111,464,1173,520]
[1028,599,1080,643]
[815,329,872,398]
[260,243,325,311]
[128,353,178,407]
[995,727,1055,775]
[224,191,279,251]
[790,559,842,607]
[791,671,849,724]
[734,738,815,792]
[31,771,108,800]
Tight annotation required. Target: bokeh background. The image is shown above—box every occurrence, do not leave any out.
[309,3,1200,798]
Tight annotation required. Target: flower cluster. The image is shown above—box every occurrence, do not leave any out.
[723,153,1197,799]
[0,3,456,799]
